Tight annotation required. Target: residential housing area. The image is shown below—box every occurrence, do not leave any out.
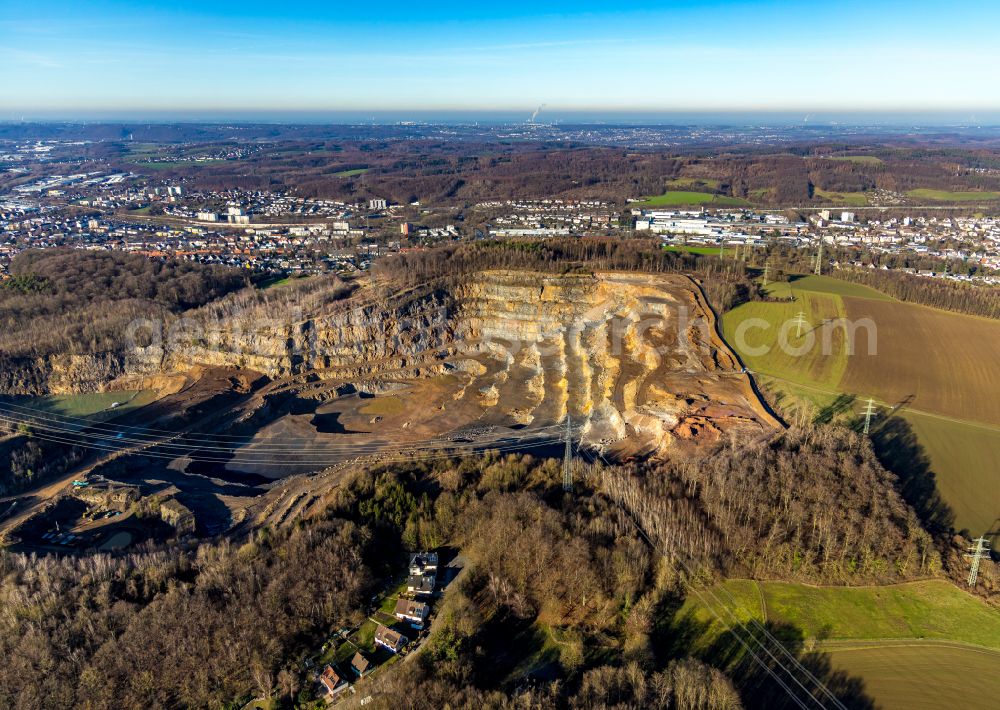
[309,551,452,705]
[5,145,1000,287]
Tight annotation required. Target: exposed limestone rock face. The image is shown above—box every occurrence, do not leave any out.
[162,289,456,378]
[172,269,776,454]
[0,349,164,395]
[442,271,779,454]
[3,270,779,455]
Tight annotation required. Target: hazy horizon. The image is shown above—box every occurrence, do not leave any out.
[7,109,1000,127]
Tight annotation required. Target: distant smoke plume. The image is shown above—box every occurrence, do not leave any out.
[530,104,546,123]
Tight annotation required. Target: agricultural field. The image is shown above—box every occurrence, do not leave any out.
[721,274,1000,535]
[840,298,1000,424]
[334,167,369,177]
[678,579,1000,648]
[639,190,748,207]
[133,162,179,170]
[907,188,1000,202]
[899,410,1000,536]
[676,579,1000,710]
[760,580,1000,646]
[824,644,1000,710]
[813,188,869,206]
[720,277,849,393]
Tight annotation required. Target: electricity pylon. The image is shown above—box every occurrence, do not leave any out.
[562,414,573,492]
[794,311,808,338]
[814,240,823,275]
[966,537,991,587]
[862,397,877,434]
[763,259,770,286]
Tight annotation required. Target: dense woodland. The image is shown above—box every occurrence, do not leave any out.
[0,520,374,709]
[2,421,962,709]
[161,144,1000,207]
[0,250,248,393]
[139,140,1000,206]
[11,123,1000,207]
[0,250,246,361]
[605,427,940,585]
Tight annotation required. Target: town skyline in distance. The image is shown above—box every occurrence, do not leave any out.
[7,109,1000,127]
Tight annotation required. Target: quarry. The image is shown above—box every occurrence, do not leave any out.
[1,270,779,548]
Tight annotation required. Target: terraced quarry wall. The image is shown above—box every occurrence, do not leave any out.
[449,271,779,454]
[162,270,779,459]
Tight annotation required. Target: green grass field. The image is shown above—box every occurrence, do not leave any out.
[676,579,1000,710]
[258,275,298,289]
[122,143,162,156]
[133,162,179,170]
[761,580,1000,647]
[907,188,1000,202]
[334,168,369,177]
[780,275,892,301]
[663,244,722,256]
[3,391,158,420]
[721,277,849,392]
[898,410,1000,535]
[721,274,1000,534]
[352,619,378,653]
[640,191,749,207]
[813,188,869,206]
[678,579,1000,649]
[376,578,408,616]
[665,177,721,189]
[827,156,884,165]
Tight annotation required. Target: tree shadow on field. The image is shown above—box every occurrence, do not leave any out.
[710,623,875,710]
[662,607,876,709]
[814,393,856,425]
[868,415,957,535]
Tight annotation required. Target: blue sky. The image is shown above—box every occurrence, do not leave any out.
[2,0,1000,117]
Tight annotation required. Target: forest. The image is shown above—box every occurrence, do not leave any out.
[1,421,992,709]
[0,249,246,361]
[10,123,1000,207]
[0,249,248,393]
